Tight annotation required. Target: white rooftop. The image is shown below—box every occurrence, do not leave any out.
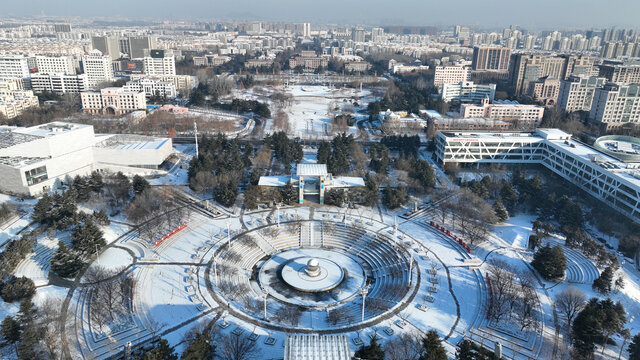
[284,334,351,360]
[297,163,328,177]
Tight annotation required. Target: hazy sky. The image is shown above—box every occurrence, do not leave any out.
[5,0,639,29]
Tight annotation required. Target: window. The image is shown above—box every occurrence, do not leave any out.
[25,166,48,186]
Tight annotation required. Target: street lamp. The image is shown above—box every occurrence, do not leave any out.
[226,220,231,249]
[360,284,369,322]
[262,288,269,320]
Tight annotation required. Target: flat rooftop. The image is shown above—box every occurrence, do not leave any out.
[439,129,640,188]
[13,122,91,138]
[0,131,42,149]
[0,156,46,168]
[94,134,169,150]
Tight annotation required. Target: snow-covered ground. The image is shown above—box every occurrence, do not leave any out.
[235,85,375,140]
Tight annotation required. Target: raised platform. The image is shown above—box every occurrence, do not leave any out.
[258,248,366,308]
[281,257,344,292]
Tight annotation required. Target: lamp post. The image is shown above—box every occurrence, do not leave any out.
[226,220,231,249]
[360,284,369,322]
[276,205,280,227]
[262,288,269,320]
[408,250,414,287]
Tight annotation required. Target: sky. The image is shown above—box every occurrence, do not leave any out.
[4,0,639,29]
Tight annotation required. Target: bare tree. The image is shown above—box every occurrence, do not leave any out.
[486,259,517,323]
[384,332,423,360]
[217,332,261,360]
[273,306,303,326]
[515,271,538,331]
[555,286,586,330]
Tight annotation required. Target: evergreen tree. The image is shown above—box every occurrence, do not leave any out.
[280,181,298,205]
[16,325,37,360]
[362,175,379,207]
[531,244,567,280]
[573,298,627,358]
[593,266,615,294]
[493,199,509,222]
[243,185,260,210]
[139,338,178,360]
[214,182,238,208]
[181,331,215,360]
[629,333,640,360]
[382,186,407,209]
[71,218,106,256]
[410,159,436,189]
[1,316,20,355]
[455,339,474,360]
[72,175,91,201]
[421,330,447,360]
[132,175,150,195]
[353,335,384,360]
[17,298,36,325]
[0,276,35,302]
[50,241,84,278]
[89,171,104,193]
[317,141,331,164]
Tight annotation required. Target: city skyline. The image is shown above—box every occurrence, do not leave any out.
[2,0,640,29]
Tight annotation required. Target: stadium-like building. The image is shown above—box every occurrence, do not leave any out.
[435,129,640,223]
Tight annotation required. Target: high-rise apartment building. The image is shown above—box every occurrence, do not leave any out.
[34,55,76,75]
[509,54,595,95]
[589,83,640,129]
[127,36,157,59]
[82,50,114,89]
[471,46,511,72]
[0,55,30,78]
[558,75,607,113]
[599,63,640,84]
[143,50,176,76]
[433,65,470,88]
[351,28,366,42]
[91,36,121,60]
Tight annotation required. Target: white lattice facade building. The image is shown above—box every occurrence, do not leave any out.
[435,129,640,223]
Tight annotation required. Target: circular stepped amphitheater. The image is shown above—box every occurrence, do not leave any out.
[207,220,417,330]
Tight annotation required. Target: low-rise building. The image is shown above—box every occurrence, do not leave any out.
[460,98,544,124]
[527,76,560,106]
[434,129,640,224]
[245,58,274,69]
[129,74,197,92]
[288,53,329,72]
[0,122,173,195]
[433,117,510,131]
[0,90,39,119]
[124,77,177,99]
[344,61,371,73]
[81,87,146,115]
[193,54,231,67]
[441,81,496,103]
[30,73,88,94]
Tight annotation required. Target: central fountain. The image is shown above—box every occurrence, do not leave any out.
[280,256,345,293]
